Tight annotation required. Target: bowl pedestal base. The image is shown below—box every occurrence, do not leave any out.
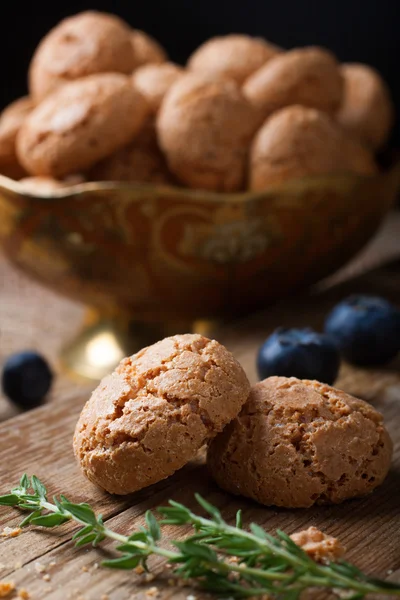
[60,312,218,380]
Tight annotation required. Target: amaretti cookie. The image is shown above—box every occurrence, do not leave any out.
[73,334,250,495]
[131,29,167,67]
[89,118,172,183]
[157,75,259,191]
[208,376,392,508]
[188,34,280,85]
[337,63,394,150]
[132,63,185,113]
[0,97,34,179]
[250,105,377,190]
[243,47,343,120]
[17,73,149,178]
[29,11,136,100]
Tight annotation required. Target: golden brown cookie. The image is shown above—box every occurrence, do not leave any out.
[157,75,259,191]
[17,73,149,178]
[73,334,250,495]
[29,11,136,101]
[0,97,34,179]
[132,63,185,113]
[250,105,377,190]
[188,34,280,85]
[208,376,392,508]
[337,63,394,150]
[243,47,343,120]
[131,29,167,67]
[89,117,172,183]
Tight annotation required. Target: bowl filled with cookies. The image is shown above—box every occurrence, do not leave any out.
[0,11,399,378]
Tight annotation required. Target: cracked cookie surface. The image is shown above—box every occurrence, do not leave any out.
[73,334,250,494]
[207,376,392,508]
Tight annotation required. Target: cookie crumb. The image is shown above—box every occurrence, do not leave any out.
[146,587,159,597]
[0,582,15,598]
[18,589,30,599]
[42,574,51,582]
[34,562,46,574]
[49,561,57,567]
[1,527,22,538]
[144,573,155,583]
[290,526,345,563]
[81,566,89,573]
[134,565,145,575]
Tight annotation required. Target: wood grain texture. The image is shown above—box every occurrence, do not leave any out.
[0,218,400,599]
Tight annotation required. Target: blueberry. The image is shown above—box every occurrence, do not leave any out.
[324,295,400,366]
[2,351,53,409]
[257,328,340,385]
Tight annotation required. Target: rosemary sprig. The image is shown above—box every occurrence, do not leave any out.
[1,475,399,599]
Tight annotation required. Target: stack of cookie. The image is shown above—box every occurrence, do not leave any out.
[0,11,395,193]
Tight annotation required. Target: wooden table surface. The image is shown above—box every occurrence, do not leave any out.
[0,214,400,599]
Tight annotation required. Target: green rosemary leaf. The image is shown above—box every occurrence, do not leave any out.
[61,501,97,525]
[145,511,161,542]
[31,513,70,527]
[115,543,146,554]
[128,531,148,543]
[102,555,142,569]
[93,533,106,547]
[20,510,42,528]
[0,494,19,506]
[366,578,400,590]
[195,494,223,523]
[20,474,30,490]
[74,533,98,547]
[31,475,47,499]
[158,500,193,524]
[18,503,41,510]
[53,496,66,514]
[236,509,243,530]
[174,540,218,562]
[19,494,41,502]
[250,523,268,540]
[72,525,94,540]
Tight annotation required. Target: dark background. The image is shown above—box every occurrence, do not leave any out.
[1,0,399,142]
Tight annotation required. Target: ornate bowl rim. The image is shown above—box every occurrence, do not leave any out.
[1,164,398,205]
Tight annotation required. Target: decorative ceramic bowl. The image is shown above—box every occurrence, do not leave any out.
[0,162,399,377]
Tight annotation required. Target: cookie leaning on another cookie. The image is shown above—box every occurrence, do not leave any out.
[131,29,168,68]
[29,11,136,101]
[243,47,344,120]
[207,376,392,508]
[249,105,377,191]
[0,97,34,179]
[17,73,149,178]
[133,63,185,113]
[89,117,173,184]
[157,75,260,192]
[337,63,394,151]
[73,334,250,495]
[188,34,280,85]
